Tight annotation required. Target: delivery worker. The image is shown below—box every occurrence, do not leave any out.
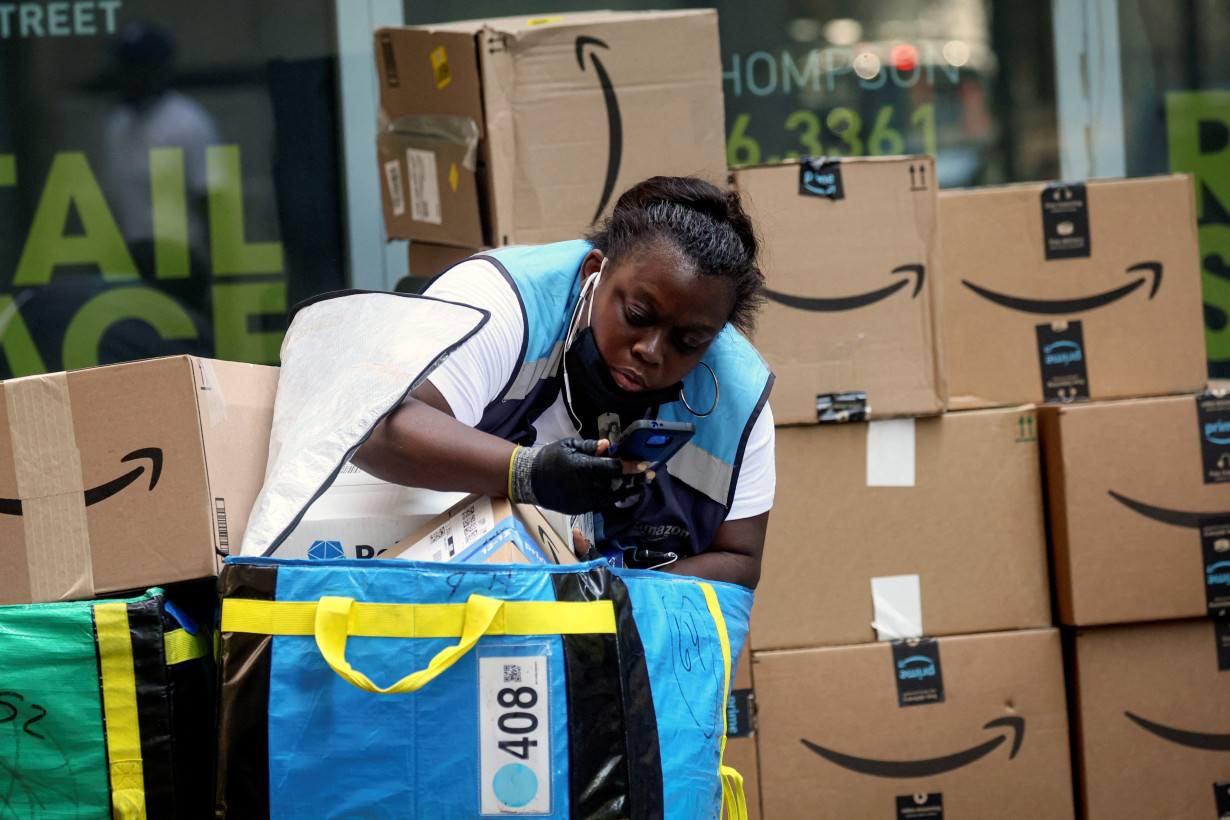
[353,176,775,588]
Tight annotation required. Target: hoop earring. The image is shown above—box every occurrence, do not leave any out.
[679,361,719,417]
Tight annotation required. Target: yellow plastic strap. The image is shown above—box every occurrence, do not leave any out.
[221,596,616,637]
[163,628,209,666]
[94,602,147,819]
[221,595,616,694]
[720,766,748,820]
[700,582,746,820]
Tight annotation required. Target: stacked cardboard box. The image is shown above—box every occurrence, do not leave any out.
[1039,393,1230,818]
[749,409,1074,818]
[731,156,946,423]
[939,176,1205,409]
[937,173,1217,819]
[375,11,730,280]
[731,156,1078,817]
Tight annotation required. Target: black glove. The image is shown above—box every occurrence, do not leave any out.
[509,438,646,515]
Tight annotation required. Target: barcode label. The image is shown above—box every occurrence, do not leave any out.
[215,498,230,554]
[406,148,442,224]
[384,159,405,217]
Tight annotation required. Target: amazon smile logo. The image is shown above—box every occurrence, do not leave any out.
[0,448,163,516]
[963,261,1162,314]
[575,35,621,224]
[765,264,924,312]
[1126,711,1230,751]
[801,715,1024,778]
[1107,490,1230,529]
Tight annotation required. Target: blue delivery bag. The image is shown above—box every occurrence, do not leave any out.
[214,556,751,819]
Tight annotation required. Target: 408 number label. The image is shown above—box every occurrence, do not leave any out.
[479,654,551,815]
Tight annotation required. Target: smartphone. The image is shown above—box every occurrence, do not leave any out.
[608,420,696,467]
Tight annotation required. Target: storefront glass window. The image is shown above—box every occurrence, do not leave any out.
[1121,0,1230,376]
[0,1,342,378]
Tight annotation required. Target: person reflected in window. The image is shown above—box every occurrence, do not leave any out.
[100,19,218,321]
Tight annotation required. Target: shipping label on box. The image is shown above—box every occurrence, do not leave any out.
[732,156,946,423]
[0,356,277,605]
[376,10,727,247]
[1072,619,1230,820]
[940,175,1207,410]
[1040,393,1230,626]
[753,405,1051,651]
[753,629,1074,819]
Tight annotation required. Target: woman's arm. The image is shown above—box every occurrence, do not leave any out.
[664,511,769,589]
[351,380,516,498]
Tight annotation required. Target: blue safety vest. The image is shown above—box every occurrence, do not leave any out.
[469,241,774,558]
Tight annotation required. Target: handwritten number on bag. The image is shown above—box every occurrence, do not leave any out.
[445,572,465,599]
[0,691,47,739]
[496,686,539,759]
[487,572,514,594]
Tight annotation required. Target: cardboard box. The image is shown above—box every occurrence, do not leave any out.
[732,157,946,423]
[274,463,466,560]
[376,10,728,247]
[377,113,483,247]
[407,241,484,285]
[752,406,1052,651]
[0,356,278,605]
[939,175,1206,409]
[1070,619,1230,819]
[753,628,1074,819]
[384,493,581,565]
[1040,393,1230,626]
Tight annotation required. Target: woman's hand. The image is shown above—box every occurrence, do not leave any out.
[510,437,650,515]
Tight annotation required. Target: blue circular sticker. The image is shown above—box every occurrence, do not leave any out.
[492,763,538,807]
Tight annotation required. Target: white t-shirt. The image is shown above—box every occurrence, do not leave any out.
[422,257,776,521]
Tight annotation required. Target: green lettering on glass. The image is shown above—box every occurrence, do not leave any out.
[1167,90,1230,369]
[0,295,48,376]
[62,286,197,371]
[212,280,286,364]
[151,147,189,281]
[13,152,137,286]
[0,154,14,186]
[207,145,284,275]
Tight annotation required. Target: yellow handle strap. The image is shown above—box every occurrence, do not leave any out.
[94,602,147,820]
[316,594,504,693]
[221,595,617,694]
[699,583,746,820]
[720,765,747,820]
[163,628,210,666]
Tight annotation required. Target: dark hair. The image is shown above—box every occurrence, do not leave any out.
[585,176,765,334]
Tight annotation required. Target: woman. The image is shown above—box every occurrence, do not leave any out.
[353,176,775,588]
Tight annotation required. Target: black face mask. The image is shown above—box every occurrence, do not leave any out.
[563,326,682,440]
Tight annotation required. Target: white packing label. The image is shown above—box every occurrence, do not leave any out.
[866,418,916,487]
[870,574,923,641]
[384,159,405,217]
[406,147,443,224]
[479,654,551,815]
